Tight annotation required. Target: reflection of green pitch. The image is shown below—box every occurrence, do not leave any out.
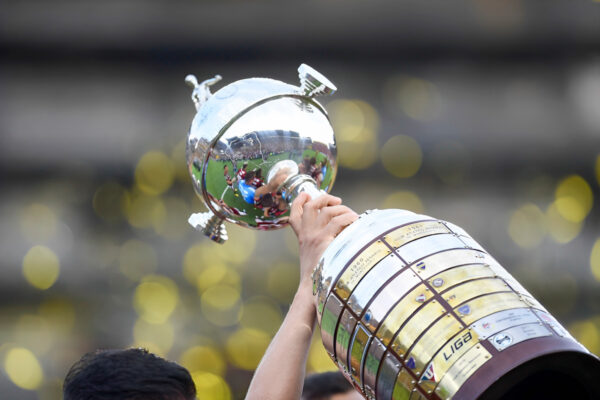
[199,149,333,227]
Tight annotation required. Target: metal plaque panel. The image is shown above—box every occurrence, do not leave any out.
[363,338,386,396]
[408,391,427,400]
[435,345,492,400]
[410,249,498,280]
[335,240,391,300]
[348,253,405,316]
[427,264,495,293]
[375,284,433,345]
[384,221,451,249]
[397,234,467,264]
[489,322,552,351]
[418,329,479,394]
[336,309,357,371]
[534,309,572,338]
[456,235,485,252]
[471,308,539,340]
[406,314,463,375]
[377,353,403,400]
[443,278,510,307]
[392,368,415,400]
[350,324,372,385]
[321,294,344,356]
[363,270,421,333]
[454,292,527,325]
[391,301,446,358]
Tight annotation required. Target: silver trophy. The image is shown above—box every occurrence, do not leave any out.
[184,65,600,399]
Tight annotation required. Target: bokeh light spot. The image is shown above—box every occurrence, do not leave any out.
[546,201,582,244]
[180,346,226,377]
[125,191,166,229]
[328,99,379,170]
[38,298,76,333]
[384,76,441,121]
[381,191,424,214]
[92,182,128,222]
[4,347,44,390]
[153,197,190,240]
[307,331,337,373]
[201,285,242,327]
[133,319,174,356]
[590,239,600,282]
[554,175,593,222]
[133,275,179,324]
[22,246,60,290]
[225,328,271,370]
[13,315,52,355]
[569,320,599,355]
[381,135,422,178]
[172,139,191,183]
[191,371,232,400]
[266,262,299,303]
[19,204,57,242]
[240,297,283,336]
[119,240,158,281]
[507,204,546,248]
[134,151,175,196]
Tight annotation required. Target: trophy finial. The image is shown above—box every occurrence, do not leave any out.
[185,74,223,111]
[298,64,337,97]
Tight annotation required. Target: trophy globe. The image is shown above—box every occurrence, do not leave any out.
[185,64,337,243]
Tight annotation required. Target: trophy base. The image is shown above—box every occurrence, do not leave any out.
[468,337,600,400]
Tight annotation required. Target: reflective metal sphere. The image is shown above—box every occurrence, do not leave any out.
[185,64,337,242]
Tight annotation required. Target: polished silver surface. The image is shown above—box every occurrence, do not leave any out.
[185,64,337,242]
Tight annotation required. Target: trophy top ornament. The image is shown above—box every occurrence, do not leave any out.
[185,64,338,243]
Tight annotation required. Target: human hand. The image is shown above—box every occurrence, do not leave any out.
[289,193,358,285]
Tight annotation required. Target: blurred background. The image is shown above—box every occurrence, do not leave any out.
[1,0,600,398]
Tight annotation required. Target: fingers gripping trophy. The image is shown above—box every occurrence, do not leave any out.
[184,65,600,400]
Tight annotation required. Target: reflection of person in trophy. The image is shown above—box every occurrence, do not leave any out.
[246,192,359,400]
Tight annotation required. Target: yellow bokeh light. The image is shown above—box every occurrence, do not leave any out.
[191,371,232,400]
[507,203,546,248]
[153,197,190,240]
[133,275,179,324]
[22,246,60,290]
[201,285,242,327]
[307,331,337,373]
[569,320,599,355]
[554,175,593,222]
[125,191,166,229]
[240,297,283,336]
[225,328,271,370]
[133,319,174,356]
[385,76,441,121]
[38,298,76,333]
[4,347,44,390]
[179,346,226,377]
[381,191,424,214]
[171,139,191,183]
[19,204,57,242]
[381,135,422,178]
[545,201,582,244]
[13,315,52,355]
[590,239,600,282]
[266,262,299,303]
[327,99,379,170]
[217,225,256,265]
[596,155,600,186]
[134,151,175,196]
[119,240,158,281]
[92,182,128,222]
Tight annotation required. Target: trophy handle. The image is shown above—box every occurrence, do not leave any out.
[185,74,222,111]
[188,211,228,243]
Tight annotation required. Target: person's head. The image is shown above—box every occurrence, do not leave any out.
[302,371,363,400]
[63,348,196,400]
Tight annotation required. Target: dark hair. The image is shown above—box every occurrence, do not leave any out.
[63,348,196,400]
[302,371,354,400]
